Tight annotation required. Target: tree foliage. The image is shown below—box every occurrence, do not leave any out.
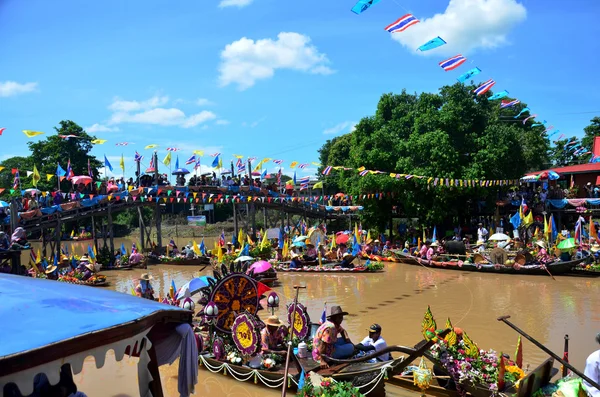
[317,83,552,227]
[0,121,103,194]
[580,116,600,162]
[549,136,580,166]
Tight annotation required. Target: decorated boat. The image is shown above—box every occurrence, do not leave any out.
[275,261,384,273]
[57,274,109,287]
[396,253,586,276]
[567,262,600,277]
[149,255,211,266]
[194,262,431,395]
[0,273,198,397]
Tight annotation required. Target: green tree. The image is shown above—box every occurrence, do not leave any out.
[580,116,600,162]
[0,156,34,199]
[316,83,552,229]
[27,120,103,192]
[550,136,580,166]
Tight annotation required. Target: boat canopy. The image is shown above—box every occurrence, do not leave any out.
[0,274,198,396]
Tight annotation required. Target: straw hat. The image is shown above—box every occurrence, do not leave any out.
[374,239,380,243]
[476,240,485,246]
[45,264,57,274]
[365,238,373,245]
[140,273,153,281]
[430,241,439,247]
[80,254,90,261]
[535,240,546,249]
[84,263,96,272]
[591,243,600,253]
[227,242,233,245]
[265,316,284,327]
[291,252,299,259]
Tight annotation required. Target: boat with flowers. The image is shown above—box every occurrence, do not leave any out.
[148,254,211,266]
[194,262,434,395]
[387,306,595,397]
[275,261,385,274]
[57,273,109,287]
[0,273,198,397]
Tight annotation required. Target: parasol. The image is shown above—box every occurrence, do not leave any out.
[70,175,93,185]
[557,238,576,250]
[489,233,511,241]
[335,232,350,245]
[175,276,214,300]
[24,188,40,195]
[293,241,306,248]
[292,236,308,243]
[172,168,190,175]
[234,256,254,263]
[248,260,272,274]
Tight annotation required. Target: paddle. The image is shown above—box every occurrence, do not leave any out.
[541,262,556,280]
[497,315,600,392]
[281,285,306,397]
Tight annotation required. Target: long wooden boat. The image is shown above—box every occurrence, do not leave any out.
[148,256,211,266]
[397,254,586,275]
[275,263,383,273]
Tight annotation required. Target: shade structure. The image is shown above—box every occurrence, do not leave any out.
[335,232,350,245]
[234,256,254,263]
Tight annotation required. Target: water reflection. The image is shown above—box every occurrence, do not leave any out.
[24,237,600,396]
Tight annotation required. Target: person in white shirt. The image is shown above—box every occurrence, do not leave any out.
[583,333,600,397]
[354,324,391,362]
[477,223,489,242]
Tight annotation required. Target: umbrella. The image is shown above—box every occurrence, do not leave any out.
[71,175,93,185]
[0,201,9,208]
[336,232,350,245]
[176,276,214,300]
[293,236,308,243]
[309,229,325,246]
[172,168,190,175]
[234,256,254,263]
[146,166,156,173]
[293,241,306,248]
[489,233,511,241]
[248,260,272,274]
[24,188,40,195]
[557,238,576,250]
[334,193,345,199]
[251,172,261,176]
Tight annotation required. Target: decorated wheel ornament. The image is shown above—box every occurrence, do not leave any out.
[199,263,268,334]
[287,302,310,339]
[231,312,262,356]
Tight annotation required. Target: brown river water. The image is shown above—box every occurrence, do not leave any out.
[24,238,600,396]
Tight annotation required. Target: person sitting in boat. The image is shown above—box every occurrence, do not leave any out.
[318,243,327,259]
[475,240,486,254]
[427,242,437,260]
[81,262,96,281]
[340,252,355,269]
[304,243,317,261]
[382,241,391,256]
[312,306,354,368]
[226,242,234,254]
[372,240,381,255]
[591,243,600,262]
[535,240,550,263]
[77,254,91,272]
[135,273,155,300]
[0,231,10,251]
[169,239,179,256]
[363,240,374,255]
[354,323,391,362]
[183,244,195,259]
[129,250,144,266]
[336,243,348,261]
[583,332,600,397]
[261,316,286,355]
[274,247,284,261]
[402,241,410,254]
[45,263,59,280]
[289,252,303,269]
[10,227,29,249]
[498,238,513,250]
[419,240,430,259]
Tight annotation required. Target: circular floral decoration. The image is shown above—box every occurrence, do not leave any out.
[287,302,310,339]
[231,313,261,356]
[209,272,260,333]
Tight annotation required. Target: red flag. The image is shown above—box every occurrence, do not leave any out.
[0,128,5,135]
[515,336,523,368]
[256,281,271,297]
[498,354,506,391]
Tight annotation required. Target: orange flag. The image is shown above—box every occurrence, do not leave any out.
[498,354,506,391]
[590,216,597,241]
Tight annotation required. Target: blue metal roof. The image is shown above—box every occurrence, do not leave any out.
[0,274,186,358]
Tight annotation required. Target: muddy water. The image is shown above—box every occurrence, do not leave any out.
[25,239,600,396]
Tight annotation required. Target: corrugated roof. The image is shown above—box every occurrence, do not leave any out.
[528,163,600,176]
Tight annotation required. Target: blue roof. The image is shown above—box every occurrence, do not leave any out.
[0,274,186,358]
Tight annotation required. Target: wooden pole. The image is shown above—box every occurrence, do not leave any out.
[107,204,115,258]
[91,215,99,255]
[55,218,62,260]
[233,201,238,243]
[281,285,306,397]
[138,206,145,251]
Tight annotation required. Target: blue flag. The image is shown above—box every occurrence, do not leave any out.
[510,212,521,230]
[432,226,437,242]
[278,228,284,249]
[550,215,558,243]
[175,156,180,169]
[231,234,237,248]
[489,90,509,100]
[71,256,77,269]
[320,303,327,324]
[54,254,58,269]
[88,245,95,259]
[417,36,446,51]
[56,163,66,177]
[199,238,206,255]
[211,155,219,168]
[293,171,297,185]
[241,243,249,256]
[261,168,267,179]
[456,67,481,83]
[104,155,113,171]
[121,243,126,255]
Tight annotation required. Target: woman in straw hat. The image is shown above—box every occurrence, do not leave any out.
[135,273,155,300]
[45,263,59,280]
[261,316,286,355]
[81,262,96,282]
[535,240,550,263]
[312,305,354,368]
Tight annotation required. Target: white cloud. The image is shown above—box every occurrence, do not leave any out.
[196,98,215,106]
[218,0,253,8]
[109,95,169,112]
[323,121,356,135]
[182,111,218,128]
[219,32,335,90]
[0,81,38,97]
[85,123,119,133]
[391,0,527,56]
[215,119,230,125]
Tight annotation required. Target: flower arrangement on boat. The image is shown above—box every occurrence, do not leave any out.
[298,377,365,397]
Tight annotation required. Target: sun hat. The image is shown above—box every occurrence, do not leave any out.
[265,316,284,327]
[85,263,96,272]
[45,264,57,274]
[535,240,546,249]
[327,305,348,319]
[140,273,153,281]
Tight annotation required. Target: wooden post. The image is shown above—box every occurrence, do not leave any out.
[107,204,115,258]
[233,201,239,241]
[263,207,268,230]
[250,203,257,240]
[155,201,163,253]
[41,227,47,258]
[55,218,62,260]
[138,207,145,251]
[91,216,99,255]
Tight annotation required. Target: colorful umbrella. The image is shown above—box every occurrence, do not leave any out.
[557,238,575,250]
[176,276,214,300]
[335,232,350,245]
[248,260,272,274]
[70,175,93,185]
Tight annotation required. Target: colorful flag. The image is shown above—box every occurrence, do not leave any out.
[500,99,520,109]
[417,36,446,51]
[91,139,107,144]
[473,79,496,96]
[22,130,45,138]
[134,151,143,162]
[32,165,40,187]
[489,90,509,100]
[385,14,419,33]
[163,151,172,166]
[439,55,466,71]
[456,67,481,83]
[211,155,220,168]
[145,144,158,149]
[322,166,333,176]
[120,154,125,173]
[166,147,180,151]
[104,155,113,171]
[320,302,327,324]
[185,155,196,165]
[298,163,308,169]
[273,159,283,165]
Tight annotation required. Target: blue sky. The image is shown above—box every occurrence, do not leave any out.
[1,0,599,179]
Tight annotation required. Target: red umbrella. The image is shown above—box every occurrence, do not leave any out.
[335,232,349,245]
[70,175,93,185]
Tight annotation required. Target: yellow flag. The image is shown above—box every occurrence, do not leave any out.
[331,234,337,249]
[46,174,53,181]
[131,287,136,296]
[36,248,42,264]
[260,229,269,249]
[145,144,158,149]
[91,139,107,144]
[218,157,222,169]
[217,243,223,263]
[367,230,371,242]
[282,240,289,258]
[192,240,201,256]
[120,154,125,173]
[233,154,244,159]
[0,166,4,172]
[313,181,323,189]
[70,229,74,238]
[247,235,254,246]
[290,161,298,169]
[32,165,40,187]
[311,162,321,166]
[22,130,45,138]
[163,151,172,166]
[354,223,359,240]
[357,166,366,172]
[237,229,244,248]
[193,150,204,156]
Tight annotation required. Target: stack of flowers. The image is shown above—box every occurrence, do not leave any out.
[298,378,364,397]
[226,351,242,365]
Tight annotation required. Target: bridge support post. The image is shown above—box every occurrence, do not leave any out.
[107,205,115,260]
[55,218,62,261]
[138,206,145,251]
[232,201,238,244]
[155,202,162,253]
[91,216,99,255]
[250,203,256,240]
[263,207,267,230]
[41,227,47,258]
